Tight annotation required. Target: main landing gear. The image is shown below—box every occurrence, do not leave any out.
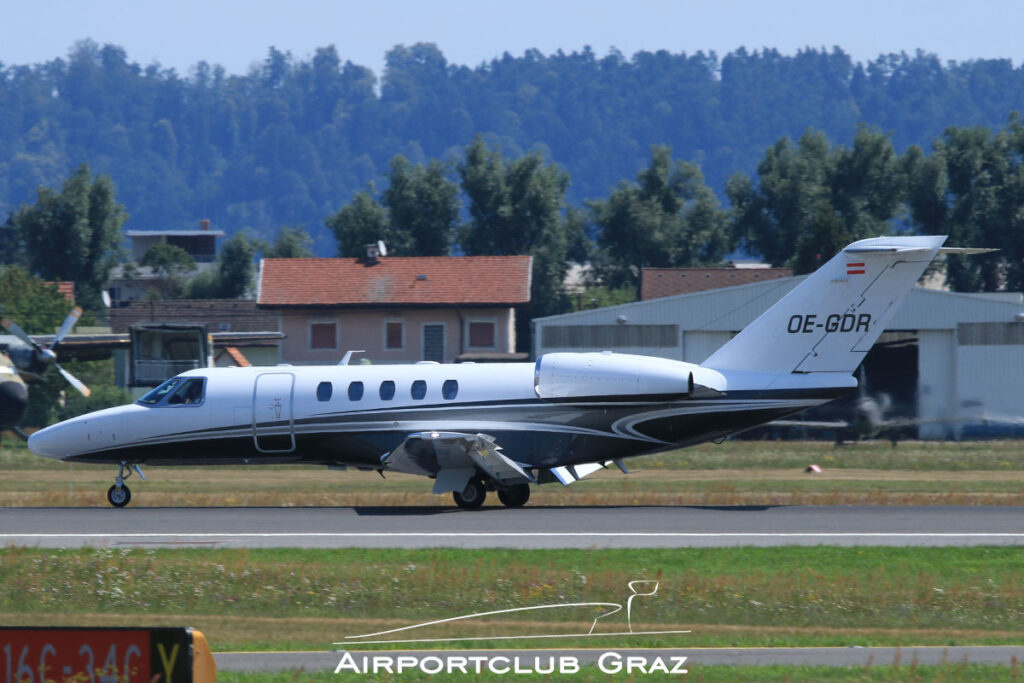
[107,461,143,508]
[452,478,531,509]
[497,483,530,508]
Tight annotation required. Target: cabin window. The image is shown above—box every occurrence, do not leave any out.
[167,378,205,405]
[310,321,337,350]
[348,381,364,401]
[467,320,496,348]
[442,379,459,400]
[379,380,396,400]
[384,320,404,350]
[316,381,333,402]
[411,380,427,400]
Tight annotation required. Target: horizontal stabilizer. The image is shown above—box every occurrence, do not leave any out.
[938,247,998,255]
[844,245,932,254]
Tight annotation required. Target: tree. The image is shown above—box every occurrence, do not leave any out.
[140,242,196,298]
[592,146,729,288]
[383,156,459,256]
[904,116,1024,292]
[264,225,314,258]
[216,231,259,298]
[8,164,127,310]
[459,136,573,319]
[729,128,904,273]
[0,265,73,333]
[325,188,393,257]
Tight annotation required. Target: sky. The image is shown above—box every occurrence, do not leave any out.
[2,0,1021,79]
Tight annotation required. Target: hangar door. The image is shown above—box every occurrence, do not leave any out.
[253,372,295,453]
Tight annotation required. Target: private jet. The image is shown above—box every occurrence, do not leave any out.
[29,236,978,508]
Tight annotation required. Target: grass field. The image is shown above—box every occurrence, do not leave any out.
[3,436,1024,507]
[3,546,1023,653]
[4,438,1023,678]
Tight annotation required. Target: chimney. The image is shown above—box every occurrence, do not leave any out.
[200,219,210,231]
[364,240,387,264]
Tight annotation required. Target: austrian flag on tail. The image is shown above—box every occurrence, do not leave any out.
[847,262,866,275]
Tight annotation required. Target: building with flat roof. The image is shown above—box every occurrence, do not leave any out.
[534,276,1024,439]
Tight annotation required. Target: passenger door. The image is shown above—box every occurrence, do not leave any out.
[252,372,295,453]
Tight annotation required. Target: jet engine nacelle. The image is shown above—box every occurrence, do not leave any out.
[533,352,726,401]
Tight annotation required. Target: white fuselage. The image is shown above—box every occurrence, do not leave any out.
[28,355,851,471]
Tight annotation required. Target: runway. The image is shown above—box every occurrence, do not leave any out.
[3,505,1024,548]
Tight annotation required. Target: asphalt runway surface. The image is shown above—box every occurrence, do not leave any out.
[3,505,1024,548]
[214,646,1024,671]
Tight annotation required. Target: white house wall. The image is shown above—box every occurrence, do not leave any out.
[917,330,956,440]
[682,331,733,364]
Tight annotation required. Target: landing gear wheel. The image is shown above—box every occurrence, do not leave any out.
[453,478,486,509]
[107,484,131,508]
[497,483,530,508]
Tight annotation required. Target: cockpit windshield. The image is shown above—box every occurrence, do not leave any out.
[168,378,205,405]
[137,377,182,405]
[137,377,206,406]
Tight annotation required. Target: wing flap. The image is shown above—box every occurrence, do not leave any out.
[548,461,611,486]
[381,431,535,492]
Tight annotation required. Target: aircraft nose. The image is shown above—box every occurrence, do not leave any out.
[28,420,76,460]
[0,380,28,427]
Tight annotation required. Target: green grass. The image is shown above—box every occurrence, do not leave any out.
[3,547,1023,652]
[648,440,1024,471]
[4,438,1024,507]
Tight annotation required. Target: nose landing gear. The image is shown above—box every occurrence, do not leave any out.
[107,461,143,507]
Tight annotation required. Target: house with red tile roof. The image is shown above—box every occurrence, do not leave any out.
[257,253,532,364]
[641,266,793,300]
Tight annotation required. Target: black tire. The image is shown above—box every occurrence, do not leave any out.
[107,484,131,508]
[497,483,530,508]
[453,478,486,509]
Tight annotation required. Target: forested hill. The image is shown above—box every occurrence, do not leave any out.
[2,41,1023,250]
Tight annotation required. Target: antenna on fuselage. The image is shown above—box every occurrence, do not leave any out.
[339,350,366,366]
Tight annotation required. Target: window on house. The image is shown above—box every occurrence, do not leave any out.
[316,381,333,402]
[385,320,404,350]
[348,381,364,401]
[379,380,395,400]
[310,322,337,349]
[442,379,459,400]
[468,320,496,348]
[411,380,427,400]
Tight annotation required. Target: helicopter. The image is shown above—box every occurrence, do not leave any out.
[0,307,91,438]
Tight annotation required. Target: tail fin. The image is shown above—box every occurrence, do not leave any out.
[702,235,946,374]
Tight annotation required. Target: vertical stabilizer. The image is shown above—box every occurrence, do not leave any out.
[702,236,947,374]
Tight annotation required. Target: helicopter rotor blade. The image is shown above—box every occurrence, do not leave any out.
[51,306,83,348]
[1,317,41,351]
[55,363,91,397]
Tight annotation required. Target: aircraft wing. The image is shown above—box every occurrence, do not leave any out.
[381,431,535,494]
